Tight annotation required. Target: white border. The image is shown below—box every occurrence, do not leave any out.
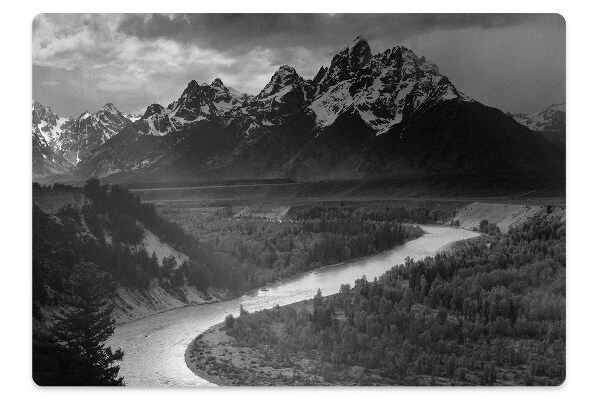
[2,1,598,399]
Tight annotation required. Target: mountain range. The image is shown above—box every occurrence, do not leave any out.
[32,101,140,178]
[32,37,565,183]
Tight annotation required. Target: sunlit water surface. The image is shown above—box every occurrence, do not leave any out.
[107,225,479,386]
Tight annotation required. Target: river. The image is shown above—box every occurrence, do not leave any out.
[106,225,479,386]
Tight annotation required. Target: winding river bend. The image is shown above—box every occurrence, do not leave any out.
[107,225,479,386]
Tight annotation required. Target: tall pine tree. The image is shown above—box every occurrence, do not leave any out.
[33,297,124,386]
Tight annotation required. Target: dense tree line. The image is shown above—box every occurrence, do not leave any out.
[288,204,454,225]
[478,219,501,235]
[83,179,198,251]
[33,182,81,192]
[31,183,450,385]
[222,219,565,385]
[34,182,428,309]
[162,204,424,289]
[80,180,425,292]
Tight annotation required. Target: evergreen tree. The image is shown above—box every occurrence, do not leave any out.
[33,297,124,386]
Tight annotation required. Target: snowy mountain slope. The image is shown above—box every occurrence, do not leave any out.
[125,113,142,123]
[32,132,71,179]
[244,65,315,129]
[314,36,372,96]
[32,101,72,178]
[508,103,565,136]
[32,100,136,179]
[105,66,310,146]
[53,37,565,182]
[56,103,132,164]
[308,37,471,134]
[118,79,252,138]
[32,101,71,144]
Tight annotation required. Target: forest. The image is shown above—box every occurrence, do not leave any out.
[33,180,435,384]
[33,181,427,315]
[159,202,429,289]
[210,219,565,385]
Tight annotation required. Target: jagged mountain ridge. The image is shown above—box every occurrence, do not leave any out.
[58,103,133,164]
[124,68,311,140]
[309,38,469,134]
[37,37,565,182]
[96,37,466,142]
[118,78,251,138]
[32,101,73,178]
[509,103,565,134]
[32,101,140,178]
[508,103,565,146]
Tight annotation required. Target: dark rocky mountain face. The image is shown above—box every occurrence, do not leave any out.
[45,37,565,183]
[315,36,372,95]
[370,99,563,175]
[249,65,315,124]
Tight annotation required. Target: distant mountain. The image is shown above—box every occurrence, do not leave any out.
[119,79,251,138]
[57,103,132,164]
[32,101,72,178]
[37,37,565,183]
[508,103,565,146]
[124,113,142,123]
[32,101,135,177]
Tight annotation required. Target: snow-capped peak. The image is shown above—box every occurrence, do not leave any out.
[312,66,328,85]
[166,77,252,124]
[32,100,48,114]
[508,102,565,135]
[32,100,70,144]
[548,102,566,113]
[57,103,132,163]
[186,80,201,90]
[143,104,166,119]
[347,36,372,67]
[128,78,253,137]
[124,113,142,123]
[258,65,302,99]
[315,37,372,96]
[102,102,120,114]
[308,40,468,133]
[211,78,225,88]
[32,100,132,169]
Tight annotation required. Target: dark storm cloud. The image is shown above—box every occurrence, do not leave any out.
[118,13,540,52]
[33,13,564,117]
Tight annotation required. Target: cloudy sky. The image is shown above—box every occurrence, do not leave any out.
[32,13,565,116]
